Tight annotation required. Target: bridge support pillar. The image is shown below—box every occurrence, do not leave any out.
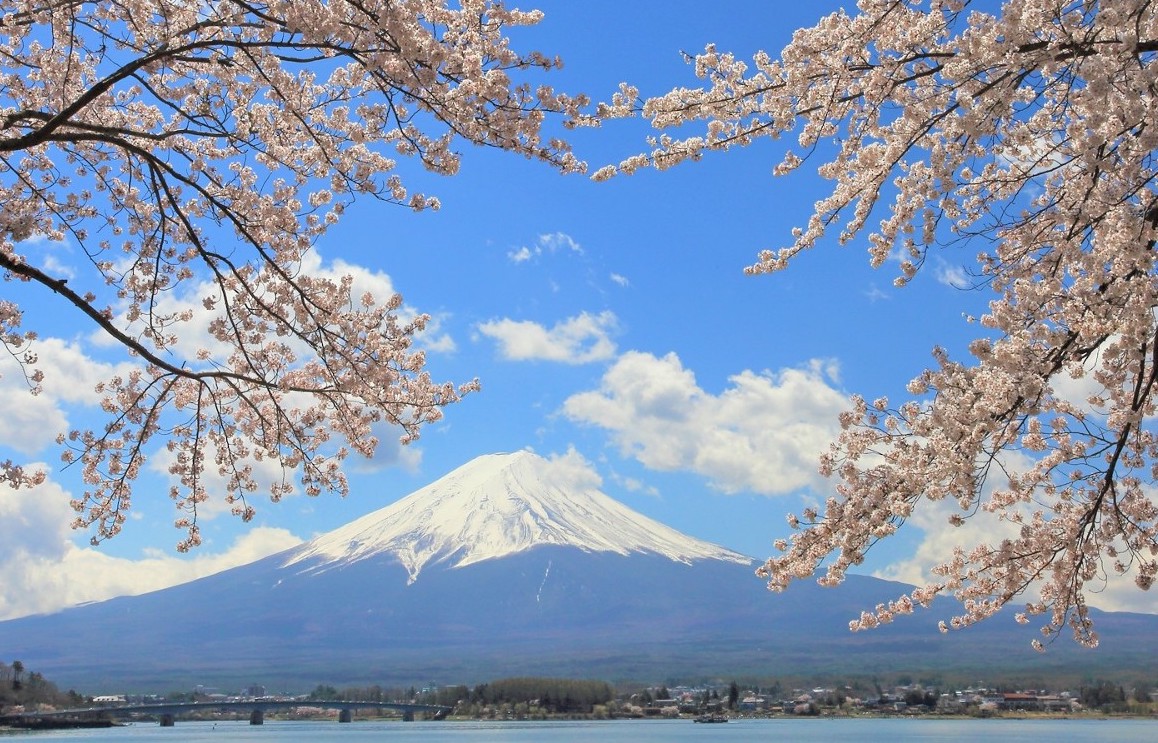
[249,709,264,725]
[338,709,353,723]
[159,714,175,727]
[402,710,414,722]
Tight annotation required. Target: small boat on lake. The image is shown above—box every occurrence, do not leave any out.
[693,713,728,723]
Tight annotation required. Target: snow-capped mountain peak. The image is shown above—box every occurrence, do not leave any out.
[285,450,750,582]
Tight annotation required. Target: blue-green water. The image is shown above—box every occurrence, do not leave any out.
[3,718,1155,742]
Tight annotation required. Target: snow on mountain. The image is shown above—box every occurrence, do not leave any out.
[285,450,751,582]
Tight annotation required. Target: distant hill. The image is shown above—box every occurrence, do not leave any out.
[3,451,1156,691]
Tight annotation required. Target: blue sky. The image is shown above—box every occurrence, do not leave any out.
[5,1,1140,621]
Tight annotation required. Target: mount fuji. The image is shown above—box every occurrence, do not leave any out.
[3,450,1157,690]
[284,450,750,582]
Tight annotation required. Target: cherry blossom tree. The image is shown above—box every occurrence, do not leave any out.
[600,0,1158,646]
[0,0,585,550]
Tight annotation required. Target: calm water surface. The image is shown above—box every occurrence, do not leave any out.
[3,718,1156,742]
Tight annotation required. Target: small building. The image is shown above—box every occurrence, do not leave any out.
[92,695,126,704]
[739,695,765,711]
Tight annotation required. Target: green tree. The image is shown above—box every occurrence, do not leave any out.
[1080,681,1128,710]
[469,677,613,714]
[0,661,72,709]
[904,690,927,708]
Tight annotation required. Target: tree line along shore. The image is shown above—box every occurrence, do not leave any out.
[5,662,1157,724]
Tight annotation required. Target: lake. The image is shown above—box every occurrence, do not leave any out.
[2,718,1155,742]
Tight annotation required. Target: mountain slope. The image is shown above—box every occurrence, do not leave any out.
[2,450,1157,691]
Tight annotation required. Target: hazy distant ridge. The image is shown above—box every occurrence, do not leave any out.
[2,451,1157,690]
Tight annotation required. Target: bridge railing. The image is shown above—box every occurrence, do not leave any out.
[2,699,452,727]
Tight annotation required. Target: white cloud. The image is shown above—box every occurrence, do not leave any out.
[144,390,425,520]
[146,435,304,522]
[563,351,847,495]
[872,495,1018,589]
[1079,569,1158,615]
[934,261,972,289]
[0,337,136,455]
[64,248,446,511]
[90,246,453,360]
[407,311,457,354]
[540,446,603,491]
[610,272,630,288]
[15,235,77,280]
[872,451,1155,615]
[350,421,425,474]
[539,232,583,255]
[876,506,1158,615]
[0,246,443,550]
[478,310,618,364]
[1000,132,1071,178]
[0,474,302,620]
[508,246,534,263]
[506,232,583,264]
[610,471,660,497]
[1050,363,1109,416]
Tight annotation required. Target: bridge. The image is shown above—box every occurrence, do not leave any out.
[1,699,452,727]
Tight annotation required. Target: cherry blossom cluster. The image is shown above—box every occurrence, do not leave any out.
[1,0,586,549]
[608,0,1157,644]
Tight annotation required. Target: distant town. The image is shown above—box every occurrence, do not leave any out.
[3,659,1156,728]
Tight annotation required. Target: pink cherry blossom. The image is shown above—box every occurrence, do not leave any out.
[1,0,586,550]
[610,0,1158,646]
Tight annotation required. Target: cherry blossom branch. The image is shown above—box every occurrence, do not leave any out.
[1,0,569,548]
[608,0,1158,645]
